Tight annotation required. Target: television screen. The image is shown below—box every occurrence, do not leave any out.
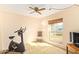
[70,32,79,44]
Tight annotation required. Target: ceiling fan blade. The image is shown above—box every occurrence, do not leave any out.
[29,7,34,10]
[39,8,46,11]
[36,11,41,15]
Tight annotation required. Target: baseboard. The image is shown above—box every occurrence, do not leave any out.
[44,40,66,50]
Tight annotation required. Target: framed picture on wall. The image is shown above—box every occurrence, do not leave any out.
[37,31,42,37]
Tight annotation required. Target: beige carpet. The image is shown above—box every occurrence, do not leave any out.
[25,42,66,54]
[0,42,67,54]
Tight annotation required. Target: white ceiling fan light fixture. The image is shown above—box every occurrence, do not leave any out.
[29,6,46,15]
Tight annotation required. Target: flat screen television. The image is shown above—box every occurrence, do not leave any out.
[70,32,79,47]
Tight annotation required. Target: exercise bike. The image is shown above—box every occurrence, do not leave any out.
[5,27,26,54]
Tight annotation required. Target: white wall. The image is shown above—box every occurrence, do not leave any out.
[23,17,47,42]
[45,5,79,46]
[0,8,47,50]
[0,10,25,50]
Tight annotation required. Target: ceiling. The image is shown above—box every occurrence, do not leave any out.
[0,4,73,17]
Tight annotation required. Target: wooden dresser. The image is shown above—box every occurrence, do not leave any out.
[66,44,79,54]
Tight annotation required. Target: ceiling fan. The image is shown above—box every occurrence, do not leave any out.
[29,7,46,15]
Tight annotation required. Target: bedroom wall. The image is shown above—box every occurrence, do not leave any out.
[0,8,45,50]
[45,5,79,47]
[23,17,46,42]
[0,9,25,50]
[0,17,2,51]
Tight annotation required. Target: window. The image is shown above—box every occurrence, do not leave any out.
[48,18,63,43]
